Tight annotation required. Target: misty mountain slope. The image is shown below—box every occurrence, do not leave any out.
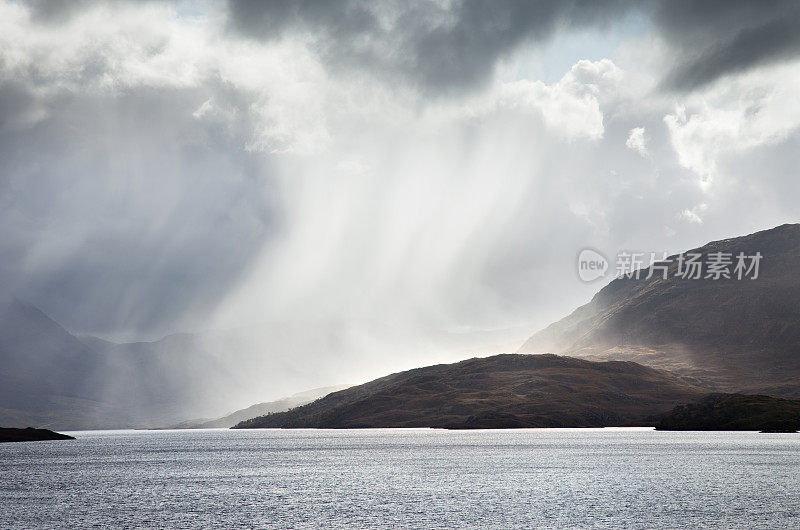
[0,299,105,402]
[234,354,706,428]
[89,334,243,424]
[170,385,349,428]
[0,299,128,428]
[519,224,800,397]
[0,299,247,428]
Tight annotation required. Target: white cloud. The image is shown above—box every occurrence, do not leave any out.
[626,127,648,156]
[0,2,208,92]
[0,1,332,154]
[664,60,800,181]
[677,205,706,224]
[492,59,622,141]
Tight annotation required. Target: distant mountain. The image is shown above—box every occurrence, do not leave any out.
[0,299,317,429]
[0,298,254,429]
[233,354,706,428]
[519,224,800,397]
[169,385,348,429]
[656,394,800,432]
[0,299,129,429]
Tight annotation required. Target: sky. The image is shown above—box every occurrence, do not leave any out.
[2,0,800,367]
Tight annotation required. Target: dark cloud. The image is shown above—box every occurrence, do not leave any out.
[24,0,129,23]
[227,0,800,93]
[654,0,800,90]
[228,0,379,41]
[24,0,170,24]
[24,0,92,22]
[227,0,634,94]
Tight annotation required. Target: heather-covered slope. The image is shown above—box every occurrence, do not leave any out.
[519,224,800,397]
[234,354,706,428]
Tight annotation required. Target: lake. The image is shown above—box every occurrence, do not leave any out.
[1,428,798,528]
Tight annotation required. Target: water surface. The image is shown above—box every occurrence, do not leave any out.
[1,428,798,528]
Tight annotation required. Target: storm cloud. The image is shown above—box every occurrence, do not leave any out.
[654,0,800,90]
[227,0,800,93]
[227,0,637,93]
[1,0,800,387]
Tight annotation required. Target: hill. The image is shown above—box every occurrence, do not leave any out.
[519,224,800,397]
[233,354,706,428]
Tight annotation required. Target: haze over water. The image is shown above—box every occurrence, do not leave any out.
[2,429,797,529]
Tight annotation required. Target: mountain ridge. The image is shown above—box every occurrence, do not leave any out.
[519,223,800,397]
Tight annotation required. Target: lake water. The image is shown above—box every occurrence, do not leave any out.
[1,428,798,528]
